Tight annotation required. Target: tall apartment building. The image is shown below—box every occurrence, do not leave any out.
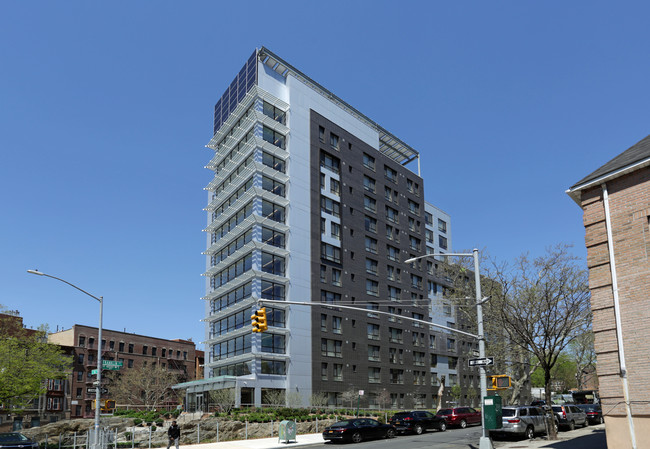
[48,325,196,418]
[187,48,473,410]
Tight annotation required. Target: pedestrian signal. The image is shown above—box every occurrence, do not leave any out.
[490,375,511,389]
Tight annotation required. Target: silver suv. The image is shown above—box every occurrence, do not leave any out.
[490,406,554,440]
[551,404,588,430]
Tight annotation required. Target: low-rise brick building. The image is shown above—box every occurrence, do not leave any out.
[567,134,650,449]
[48,325,197,418]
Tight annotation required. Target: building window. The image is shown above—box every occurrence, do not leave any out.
[321,339,342,358]
[387,245,400,262]
[384,166,398,183]
[332,268,341,286]
[389,327,403,344]
[161,348,166,357]
[408,200,420,215]
[262,126,285,149]
[320,265,327,283]
[438,219,447,233]
[262,281,285,301]
[366,302,379,319]
[365,216,377,234]
[321,314,327,332]
[262,152,286,173]
[332,316,342,334]
[411,274,423,290]
[425,211,433,225]
[262,176,286,197]
[320,151,341,174]
[367,323,380,340]
[365,237,378,254]
[366,258,378,275]
[366,279,379,296]
[330,133,339,149]
[386,225,398,242]
[447,338,456,352]
[263,101,286,124]
[142,346,148,355]
[261,360,286,375]
[261,252,285,275]
[430,353,438,367]
[386,206,399,223]
[320,196,341,217]
[388,285,401,302]
[390,369,404,384]
[261,334,286,354]
[78,336,85,348]
[362,196,376,214]
[368,345,381,361]
[407,179,419,195]
[333,363,343,381]
[262,227,285,248]
[321,243,341,263]
[439,236,448,250]
[426,229,434,244]
[363,175,376,193]
[319,126,325,142]
[363,153,375,171]
[368,367,381,383]
[448,357,458,370]
[128,359,134,368]
[409,236,421,251]
[262,200,286,223]
[321,290,341,304]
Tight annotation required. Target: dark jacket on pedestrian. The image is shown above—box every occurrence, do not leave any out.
[168,424,180,440]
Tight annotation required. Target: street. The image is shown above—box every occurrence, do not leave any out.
[308,426,485,449]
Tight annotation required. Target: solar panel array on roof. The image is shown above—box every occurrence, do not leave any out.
[213,50,257,135]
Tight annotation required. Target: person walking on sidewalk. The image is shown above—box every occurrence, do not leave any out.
[167,420,181,449]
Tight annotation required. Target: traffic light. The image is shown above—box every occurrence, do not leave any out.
[490,375,511,389]
[251,307,268,333]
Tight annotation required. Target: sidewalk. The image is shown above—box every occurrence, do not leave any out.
[169,433,324,449]
[495,423,606,449]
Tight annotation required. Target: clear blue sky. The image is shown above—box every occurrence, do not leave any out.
[2,1,649,346]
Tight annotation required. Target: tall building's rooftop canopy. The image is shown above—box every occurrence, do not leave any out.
[210,47,419,167]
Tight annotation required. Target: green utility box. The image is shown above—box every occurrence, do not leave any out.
[278,420,297,444]
[483,395,503,429]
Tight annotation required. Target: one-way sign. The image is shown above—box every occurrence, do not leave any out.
[468,357,494,367]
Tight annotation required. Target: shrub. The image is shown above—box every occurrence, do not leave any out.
[133,419,142,426]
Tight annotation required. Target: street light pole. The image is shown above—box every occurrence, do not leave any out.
[404,249,493,449]
[27,270,104,449]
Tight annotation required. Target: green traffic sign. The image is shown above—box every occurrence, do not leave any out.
[91,369,98,375]
[102,360,123,370]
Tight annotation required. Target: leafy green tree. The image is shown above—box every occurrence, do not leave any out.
[450,384,462,404]
[0,308,72,410]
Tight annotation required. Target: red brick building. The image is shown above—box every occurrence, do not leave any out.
[567,134,650,449]
[48,325,197,418]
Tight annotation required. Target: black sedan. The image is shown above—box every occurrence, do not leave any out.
[0,433,38,449]
[576,403,604,424]
[390,411,447,434]
[323,418,396,443]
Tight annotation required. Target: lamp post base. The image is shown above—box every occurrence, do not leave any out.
[479,436,494,449]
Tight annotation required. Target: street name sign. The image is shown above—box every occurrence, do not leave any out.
[468,357,494,367]
[102,360,123,370]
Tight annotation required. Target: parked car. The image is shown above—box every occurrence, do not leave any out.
[435,407,482,428]
[551,404,588,430]
[322,418,396,443]
[530,399,546,407]
[389,410,447,434]
[489,406,556,440]
[576,403,604,424]
[0,433,38,449]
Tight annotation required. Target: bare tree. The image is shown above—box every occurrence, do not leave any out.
[262,389,286,407]
[286,391,303,408]
[492,244,591,439]
[569,326,597,390]
[107,364,179,410]
[436,375,446,410]
[310,392,329,407]
[341,388,357,409]
[377,389,391,410]
[209,388,236,414]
